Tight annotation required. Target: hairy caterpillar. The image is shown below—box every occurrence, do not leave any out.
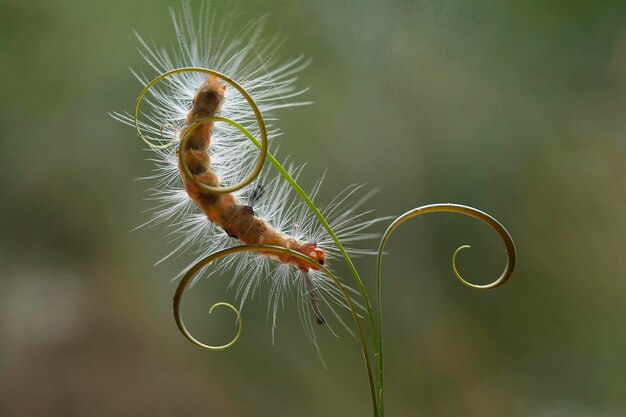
[180,75,327,323]
[113,0,390,340]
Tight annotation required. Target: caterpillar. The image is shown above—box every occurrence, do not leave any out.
[179,75,328,323]
[113,1,386,338]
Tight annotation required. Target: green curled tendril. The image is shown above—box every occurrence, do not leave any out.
[173,252,243,351]
[173,245,365,350]
[134,67,268,194]
[374,203,517,415]
[172,244,377,414]
[173,298,241,351]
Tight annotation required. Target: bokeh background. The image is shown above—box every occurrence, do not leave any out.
[1,0,625,416]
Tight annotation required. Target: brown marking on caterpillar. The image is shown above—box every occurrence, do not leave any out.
[178,76,327,312]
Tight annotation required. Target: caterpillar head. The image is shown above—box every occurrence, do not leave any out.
[191,75,226,116]
[297,242,325,271]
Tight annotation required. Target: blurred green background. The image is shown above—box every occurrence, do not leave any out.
[1,0,625,416]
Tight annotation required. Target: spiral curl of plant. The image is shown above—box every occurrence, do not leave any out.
[134,67,517,417]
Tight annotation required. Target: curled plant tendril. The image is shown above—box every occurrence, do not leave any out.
[172,245,377,412]
[173,252,244,351]
[374,203,517,414]
[377,203,516,291]
[134,67,268,194]
[172,298,242,351]
[173,245,366,350]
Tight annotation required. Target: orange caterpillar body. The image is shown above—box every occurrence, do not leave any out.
[179,76,326,322]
